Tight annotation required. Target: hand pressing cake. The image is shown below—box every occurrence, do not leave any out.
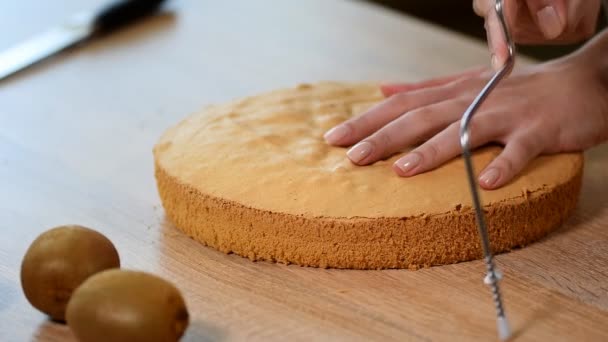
[154,82,583,269]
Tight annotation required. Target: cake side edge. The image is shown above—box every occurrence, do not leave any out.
[153,160,583,270]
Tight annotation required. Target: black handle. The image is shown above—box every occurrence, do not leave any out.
[93,0,167,34]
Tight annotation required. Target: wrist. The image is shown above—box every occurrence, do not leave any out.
[571,28,608,74]
[571,28,608,144]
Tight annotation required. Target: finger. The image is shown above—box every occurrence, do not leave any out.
[478,134,544,189]
[392,113,506,176]
[345,99,468,165]
[324,83,464,147]
[525,0,566,39]
[473,0,491,17]
[486,8,509,70]
[474,0,508,69]
[380,67,485,97]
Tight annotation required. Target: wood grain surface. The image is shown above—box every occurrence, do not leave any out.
[1,0,607,341]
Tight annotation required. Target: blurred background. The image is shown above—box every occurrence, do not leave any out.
[367,0,603,61]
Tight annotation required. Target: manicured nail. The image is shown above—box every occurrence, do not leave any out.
[491,54,499,70]
[396,153,421,174]
[347,142,373,163]
[473,0,482,15]
[479,168,500,188]
[537,5,563,39]
[324,125,350,144]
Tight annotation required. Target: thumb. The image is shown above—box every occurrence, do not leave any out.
[525,0,567,39]
[478,0,515,70]
[478,136,542,189]
[486,8,510,70]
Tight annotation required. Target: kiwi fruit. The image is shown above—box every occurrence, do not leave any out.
[20,225,120,321]
[66,269,189,342]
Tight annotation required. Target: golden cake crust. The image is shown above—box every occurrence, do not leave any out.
[154,82,584,269]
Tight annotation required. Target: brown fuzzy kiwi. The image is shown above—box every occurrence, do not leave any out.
[20,225,120,321]
[66,269,189,342]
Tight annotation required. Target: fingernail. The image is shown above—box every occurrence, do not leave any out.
[347,141,373,163]
[473,0,481,15]
[479,168,500,187]
[396,153,421,174]
[324,125,350,144]
[537,6,564,39]
[491,54,499,70]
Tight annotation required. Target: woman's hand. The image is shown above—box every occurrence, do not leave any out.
[323,32,608,189]
[474,0,601,68]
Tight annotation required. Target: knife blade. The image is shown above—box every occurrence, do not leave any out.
[0,0,167,81]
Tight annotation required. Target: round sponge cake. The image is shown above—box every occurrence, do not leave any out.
[154,82,583,269]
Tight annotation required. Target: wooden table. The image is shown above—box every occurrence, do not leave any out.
[1,0,607,340]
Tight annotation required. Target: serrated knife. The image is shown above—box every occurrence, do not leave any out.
[0,0,167,81]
